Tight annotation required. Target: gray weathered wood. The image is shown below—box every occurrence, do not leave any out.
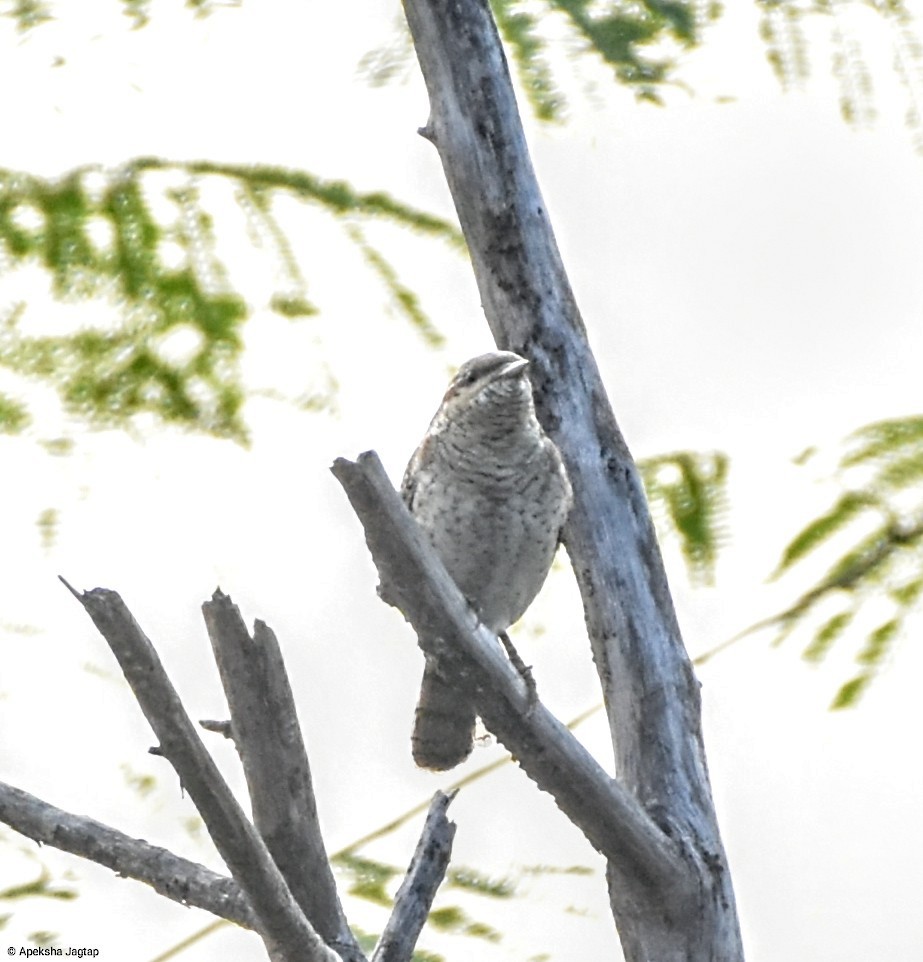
[202,591,366,962]
[331,451,690,901]
[399,1,744,957]
[65,582,340,962]
[371,792,456,962]
[0,780,257,929]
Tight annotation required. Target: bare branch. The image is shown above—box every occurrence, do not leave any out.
[64,582,340,962]
[202,591,366,962]
[0,780,256,928]
[372,792,457,962]
[200,719,234,738]
[396,2,743,956]
[331,451,687,897]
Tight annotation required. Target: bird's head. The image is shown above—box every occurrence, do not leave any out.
[442,351,531,414]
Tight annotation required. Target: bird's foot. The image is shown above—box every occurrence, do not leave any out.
[499,630,538,710]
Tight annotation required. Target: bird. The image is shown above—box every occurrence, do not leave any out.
[401,351,572,770]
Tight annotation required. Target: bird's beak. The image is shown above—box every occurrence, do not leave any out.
[498,356,529,379]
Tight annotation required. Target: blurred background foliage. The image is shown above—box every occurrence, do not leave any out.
[2,0,923,955]
[763,417,923,708]
[639,451,729,587]
[0,0,921,709]
[0,160,461,443]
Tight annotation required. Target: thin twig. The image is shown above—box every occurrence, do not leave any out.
[371,792,457,962]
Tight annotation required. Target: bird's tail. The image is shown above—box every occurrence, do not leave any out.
[412,659,476,771]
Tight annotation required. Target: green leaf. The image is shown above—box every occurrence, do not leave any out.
[447,868,516,898]
[521,863,595,876]
[818,527,896,591]
[130,158,464,247]
[792,445,818,466]
[874,450,923,491]
[889,577,923,607]
[640,450,728,584]
[0,392,30,433]
[491,1,565,121]
[364,0,714,118]
[764,413,923,701]
[758,1,809,89]
[0,159,463,440]
[856,618,900,667]
[120,0,151,29]
[333,852,399,907]
[410,951,444,962]
[830,672,873,710]
[427,906,465,931]
[36,508,58,551]
[427,906,501,942]
[0,870,77,903]
[772,491,880,577]
[121,763,157,798]
[3,0,52,32]
[551,0,671,90]
[802,609,854,663]
[842,415,923,467]
[270,294,317,319]
[463,920,502,942]
[347,225,446,348]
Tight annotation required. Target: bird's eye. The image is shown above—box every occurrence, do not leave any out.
[459,371,477,386]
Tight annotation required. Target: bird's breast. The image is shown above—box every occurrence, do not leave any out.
[409,450,570,632]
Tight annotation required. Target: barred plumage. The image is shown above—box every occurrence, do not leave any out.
[402,352,572,770]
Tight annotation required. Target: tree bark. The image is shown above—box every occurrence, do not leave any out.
[399,0,744,957]
[332,452,687,897]
[2,585,461,962]
[202,591,364,962]
[371,791,456,962]
[0,781,257,929]
[64,583,340,962]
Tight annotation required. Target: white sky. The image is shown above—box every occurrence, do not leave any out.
[1,3,922,961]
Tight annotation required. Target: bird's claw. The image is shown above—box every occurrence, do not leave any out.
[499,630,539,710]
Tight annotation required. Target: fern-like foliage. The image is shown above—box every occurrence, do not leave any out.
[639,450,729,585]
[489,0,565,121]
[546,0,705,103]
[0,867,77,905]
[367,1,923,147]
[1,0,52,31]
[758,0,811,90]
[1,0,236,31]
[757,1,923,148]
[363,1,720,121]
[331,851,516,951]
[768,415,923,707]
[0,160,461,442]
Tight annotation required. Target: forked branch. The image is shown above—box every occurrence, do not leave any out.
[61,580,338,962]
[0,583,461,962]
[331,451,688,900]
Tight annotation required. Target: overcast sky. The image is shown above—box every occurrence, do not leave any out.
[1,4,922,961]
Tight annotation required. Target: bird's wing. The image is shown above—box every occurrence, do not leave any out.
[400,441,424,511]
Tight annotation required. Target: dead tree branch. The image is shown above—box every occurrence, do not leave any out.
[1,585,462,962]
[331,451,687,898]
[371,791,456,962]
[202,591,364,962]
[0,781,256,928]
[390,1,745,957]
[62,581,340,962]
[0,777,459,962]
